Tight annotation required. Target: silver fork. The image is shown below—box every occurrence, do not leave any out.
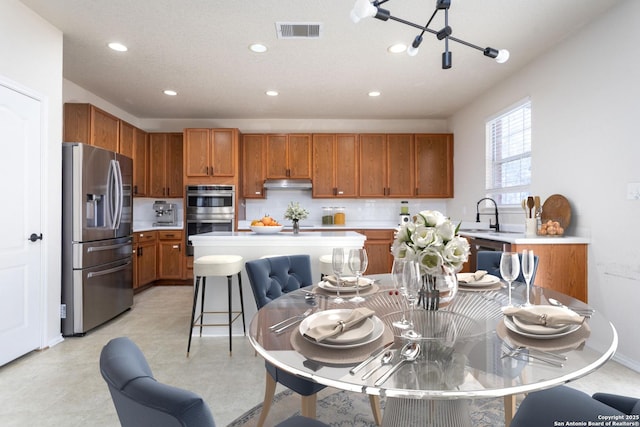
[501,343,564,367]
[270,308,313,333]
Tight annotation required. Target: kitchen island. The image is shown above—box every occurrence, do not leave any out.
[189,231,366,336]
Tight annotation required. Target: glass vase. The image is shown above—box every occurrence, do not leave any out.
[292,219,300,234]
[419,265,458,310]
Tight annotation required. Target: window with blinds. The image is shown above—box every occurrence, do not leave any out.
[485,98,531,206]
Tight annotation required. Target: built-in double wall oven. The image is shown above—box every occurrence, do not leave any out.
[185,185,235,256]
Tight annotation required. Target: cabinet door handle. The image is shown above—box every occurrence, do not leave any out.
[138,247,143,256]
[337,190,344,195]
[133,185,138,195]
[172,244,180,250]
[254,191,261,195]
[165,234,174,238]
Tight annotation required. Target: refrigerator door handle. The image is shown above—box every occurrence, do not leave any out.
[108,159,124,230]
[86,260,132,279]
[87,241,132,253]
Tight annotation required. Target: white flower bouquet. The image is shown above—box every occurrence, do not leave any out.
[283,201,309,222]
[391,210,470,274]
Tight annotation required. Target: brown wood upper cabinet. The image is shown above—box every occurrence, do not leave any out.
[64,103,119,153]
[312,134,358,198]
[242,134,267,198]
[414,134,454,198]
[119,121,148,196]
[149,133,183,198]
[359,134,415,198]
[184,128,237,181]
[266,134,311,179]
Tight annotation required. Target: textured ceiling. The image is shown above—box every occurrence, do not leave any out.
[21,0,622,119]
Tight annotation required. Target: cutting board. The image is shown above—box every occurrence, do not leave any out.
[541,194,571,229]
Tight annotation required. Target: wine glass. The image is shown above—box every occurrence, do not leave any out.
[500,252,521,306]
[331,248,345,304]
[347,248,368,303]
[391,258,410,329]
[401,260,422,339]
[521,249,534,307]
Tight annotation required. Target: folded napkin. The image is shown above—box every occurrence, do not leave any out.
[324,275,366,286]
[503,306,585,328]
[457,270,488,283]
[303,308,375,343]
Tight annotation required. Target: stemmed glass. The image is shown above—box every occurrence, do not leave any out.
[391,258,410,329]
[348,248,368,303]
[500,252,521,307]
[331,248,345,304]
[521,249,534,307]
[401,260,422,339]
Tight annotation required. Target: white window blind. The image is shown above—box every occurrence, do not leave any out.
[485,99,531,206]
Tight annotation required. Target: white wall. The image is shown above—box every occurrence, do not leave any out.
[448,0,640,370]
[0,0,63,347]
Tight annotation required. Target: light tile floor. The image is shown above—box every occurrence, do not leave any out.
[0,286,638,426]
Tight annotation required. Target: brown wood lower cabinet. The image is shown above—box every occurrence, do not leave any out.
[157,231,183,279]
[360,229,395,275]
[134,231,157,289]
[511,243,588,303]
[133,230,192,290]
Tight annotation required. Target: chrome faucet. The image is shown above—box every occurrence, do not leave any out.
[476,197,500,232]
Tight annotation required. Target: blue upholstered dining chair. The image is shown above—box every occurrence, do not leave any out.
[510,385,640,427]
[476,250,539,285]
[100,336,329,427]
[245,255,382,426]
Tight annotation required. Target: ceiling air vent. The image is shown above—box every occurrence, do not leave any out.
[275,22,323,39]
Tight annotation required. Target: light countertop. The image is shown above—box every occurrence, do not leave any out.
[236,220,399,231]
[458,230,589,244]
[133,222,183,232]
[190,230,366,246]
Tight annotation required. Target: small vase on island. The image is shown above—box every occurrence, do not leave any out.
[292,219,300,234]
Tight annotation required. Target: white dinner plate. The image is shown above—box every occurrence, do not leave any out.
[299,309,384,349]
[512,316,571,335]
[318,277,373,292]
[509,305,582,335]
[457,273,501,287]
[504,315,581,340]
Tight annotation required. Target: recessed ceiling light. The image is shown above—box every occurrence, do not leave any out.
[368,91,381,97]
[266,90,279,97]
[387,43,407,53]
[249,43,268,53]
[163,90,177,96]
[108,42,128,52]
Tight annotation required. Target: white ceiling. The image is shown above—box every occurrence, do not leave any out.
[21,0,621,120]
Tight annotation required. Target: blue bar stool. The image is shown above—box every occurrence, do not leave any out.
[187,254,245,356]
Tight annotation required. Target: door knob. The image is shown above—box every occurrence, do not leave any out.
[28,233,43,242]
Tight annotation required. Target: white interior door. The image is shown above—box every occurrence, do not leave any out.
[0,81,43,366]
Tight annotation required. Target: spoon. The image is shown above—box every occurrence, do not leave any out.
[527,196,535,218]
[374,342,421,386]
[361,350,394,380]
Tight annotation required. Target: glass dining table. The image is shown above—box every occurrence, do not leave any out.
[248,274,618,427]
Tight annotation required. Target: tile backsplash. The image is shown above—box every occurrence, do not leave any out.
[243,190,447,226]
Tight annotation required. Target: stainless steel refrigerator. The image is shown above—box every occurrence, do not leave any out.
[61,143,133,336]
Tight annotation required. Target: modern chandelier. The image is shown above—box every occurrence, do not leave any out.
[350,0,510,69]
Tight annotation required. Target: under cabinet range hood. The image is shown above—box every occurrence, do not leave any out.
[263,179,312,190]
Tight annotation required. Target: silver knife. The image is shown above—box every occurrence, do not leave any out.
[349,342,393,375]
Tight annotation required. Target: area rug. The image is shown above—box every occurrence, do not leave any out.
[227,389,507,427]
